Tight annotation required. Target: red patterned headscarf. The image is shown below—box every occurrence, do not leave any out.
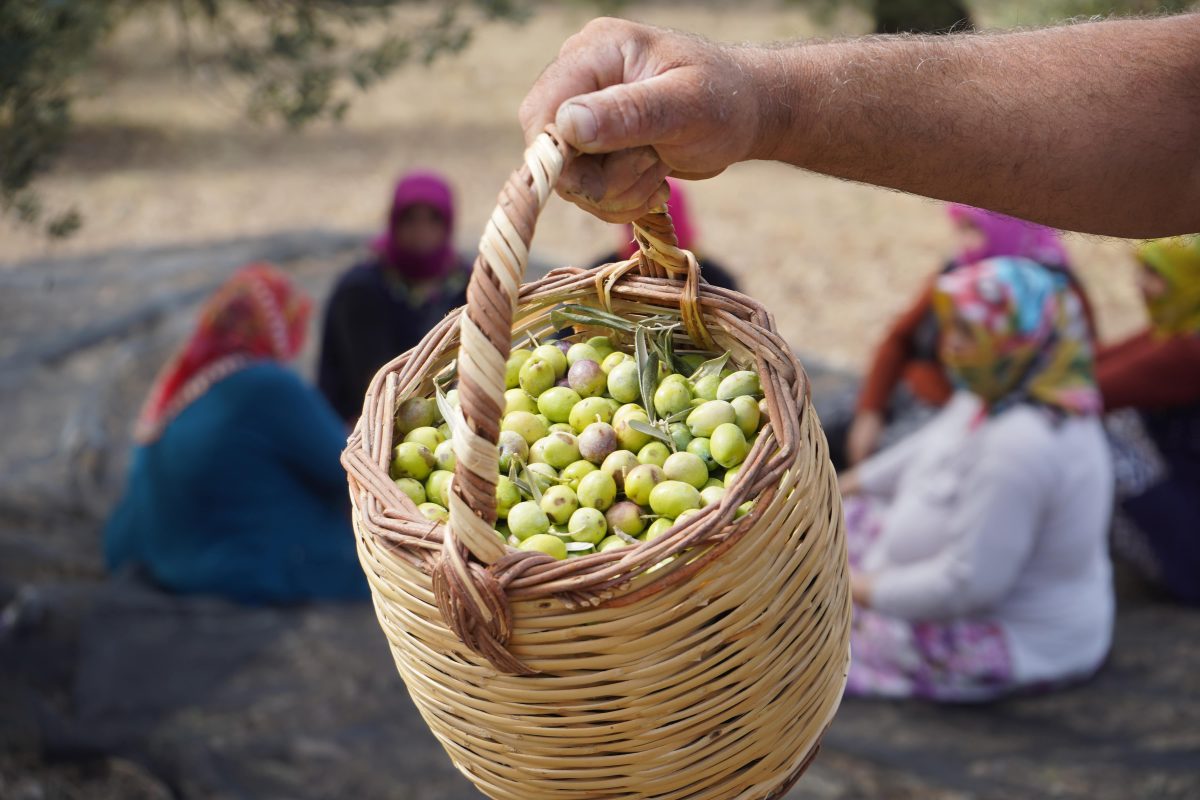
[134,263,312,442]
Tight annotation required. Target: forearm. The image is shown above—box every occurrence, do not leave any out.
[749,15,1200,237]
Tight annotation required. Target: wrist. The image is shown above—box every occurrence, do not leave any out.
[741,43,820,164]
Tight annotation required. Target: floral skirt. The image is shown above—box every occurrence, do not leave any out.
[843,497,1016,702]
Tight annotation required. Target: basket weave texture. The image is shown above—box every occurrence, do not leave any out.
[342,130,851,800]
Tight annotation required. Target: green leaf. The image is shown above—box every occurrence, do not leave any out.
[635,325,660,422]
[549,304,636,334]
[434,385,466,444]
[689,351,732,381]
[627,419,674,447]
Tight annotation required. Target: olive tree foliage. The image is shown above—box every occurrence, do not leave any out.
[1,0,530,238]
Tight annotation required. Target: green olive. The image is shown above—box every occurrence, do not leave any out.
[568,396,613,432]
[637,441,671,468]
[391,441,435,481]
[537,386,582,423]
[642,517,674,542]
[653,380,693,417]
[404,426,443,452]
[394,477,426,506]
[539,484,579,525]
[600,449,640,491]
[648,480,703,519]
[663,451,709,489]
[605,500,647,537]
[606,360,641,404]
[710,422,749,469]
[717,370,762,402]
[686,437,717,472]
[566,342,601,367]
[577,470,617,511]
[624,464,665,507]
[601,350,631,374]
[700,485,726,508]
[692,374,721,402]
[530,432,580,470]
[559,459,598,491]
[532,344,568,378]
[434,439,456,472]
[668,422,693,452]
[506,349,533,389]
[395,397,435,435]
[686,400,737,438]
[614,407,653,452]
[418,502,449,522]
[501,410,549,446]
[598,535,628,552]
[731,395,761,437]
[568,507,608,544]
[425,469,454,507]
[496,476,521,519]
[586,336,615,360]
[497,430,529,473]
[504,388,539,416]
[508,501,550,540]
[519,357,557,396]
[519,533,567,559]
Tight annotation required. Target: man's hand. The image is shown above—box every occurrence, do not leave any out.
[518,18,780,222]
[519,14,1200,237]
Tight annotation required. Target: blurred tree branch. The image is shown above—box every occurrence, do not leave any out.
[1,0,531,239]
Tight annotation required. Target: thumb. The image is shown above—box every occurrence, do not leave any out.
[555,74,683,154]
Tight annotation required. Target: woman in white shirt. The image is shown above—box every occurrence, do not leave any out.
[839,256,1114,701]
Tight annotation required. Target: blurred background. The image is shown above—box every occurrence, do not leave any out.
[2,1,1198,798]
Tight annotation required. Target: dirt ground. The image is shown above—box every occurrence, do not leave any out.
[0,1,1149,371]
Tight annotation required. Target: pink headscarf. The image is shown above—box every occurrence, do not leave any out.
[619,177,698,259]
[372,171,456,281]
[947,204,1069,268]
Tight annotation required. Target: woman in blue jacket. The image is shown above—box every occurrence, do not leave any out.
[105,263,367,604]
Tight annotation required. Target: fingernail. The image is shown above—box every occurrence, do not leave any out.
[560,103,597,145]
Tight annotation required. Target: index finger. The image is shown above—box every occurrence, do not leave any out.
[518,19,630,145]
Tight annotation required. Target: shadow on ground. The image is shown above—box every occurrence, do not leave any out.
[1,237,1197,800]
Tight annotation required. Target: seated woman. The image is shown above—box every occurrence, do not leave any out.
[833,204,1094,468]
[589,177,739,292]
[839,257,1113,701]
[1099,235,1200,605]
[106,264,367,605]
[318,171,471,422]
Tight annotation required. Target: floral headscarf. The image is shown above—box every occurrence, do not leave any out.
[1137,235,1200,337]
[933,257,1100,417]
[947,204,1069,268]
[135,263,311,442]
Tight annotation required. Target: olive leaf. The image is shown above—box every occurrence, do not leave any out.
[550,304,638,334]
[635,324,660,422]
[509,454,543,504]
[565,541,596,553]
[434,384,466,446]
[688,351,732,381]
[627,418,674,447]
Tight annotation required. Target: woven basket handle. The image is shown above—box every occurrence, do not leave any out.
[447,130,696,565]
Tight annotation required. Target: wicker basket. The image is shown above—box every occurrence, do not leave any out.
[342,130,851,800]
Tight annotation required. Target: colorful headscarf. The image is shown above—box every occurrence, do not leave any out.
[371,171,457,282]
[619,177,698,260]
[1137,235,1200,337]
[933,257,1101,417]
[135,263,312,442]
[947,204,1069,268]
